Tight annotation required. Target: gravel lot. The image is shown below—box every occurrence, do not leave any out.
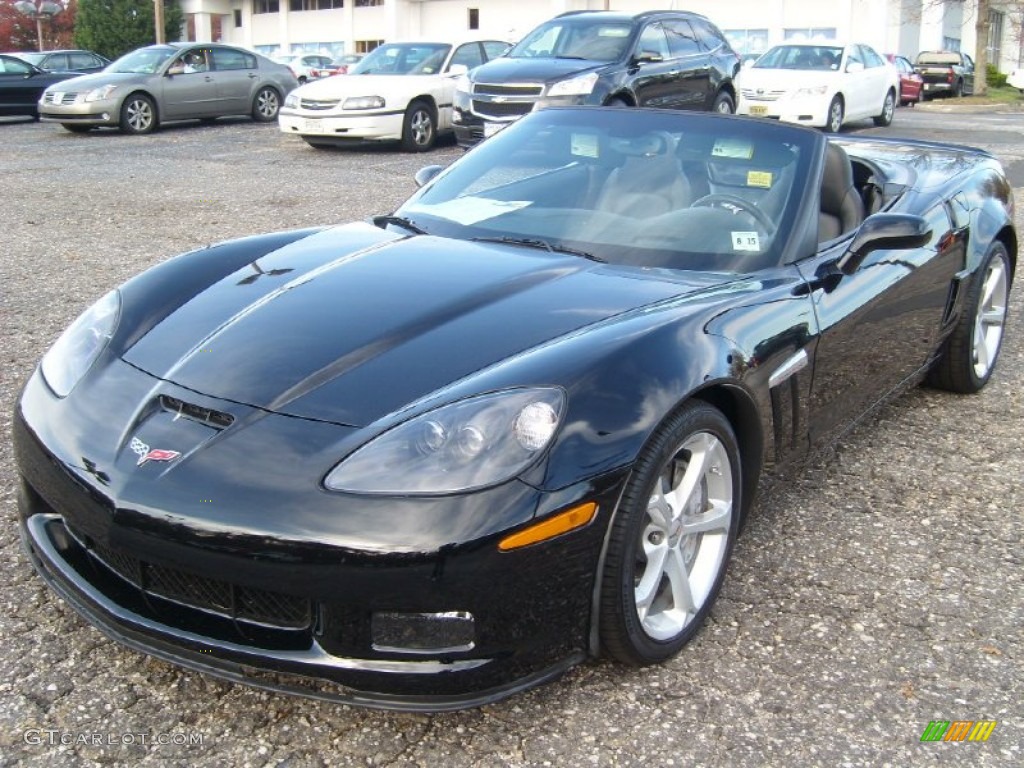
[1,116,1020,767]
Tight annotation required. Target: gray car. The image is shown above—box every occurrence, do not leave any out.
[38,42,298,134]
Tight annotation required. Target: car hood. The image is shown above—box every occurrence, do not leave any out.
[296,73,443,97]
[46,71,151,91]
[122,224,729,427]
[471,57,606,84]
[740,68,836,91]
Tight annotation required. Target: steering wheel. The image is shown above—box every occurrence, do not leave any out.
[691,193,776,234]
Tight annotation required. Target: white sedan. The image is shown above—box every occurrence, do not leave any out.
[279,39,509,151]
[736,43,899,132]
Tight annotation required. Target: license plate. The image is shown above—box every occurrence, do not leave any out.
[749,105,768,116]
[483,121,506,138]
[303,119,324,134]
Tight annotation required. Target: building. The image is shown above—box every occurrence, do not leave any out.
[177,0,1024,73]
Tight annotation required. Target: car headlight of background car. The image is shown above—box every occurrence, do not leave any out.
[546,72,599,98]
[324,388,565,495]
[284,92,300,109]
[84,84,118,103]
[343,96,385,110]
[40,290,120,398]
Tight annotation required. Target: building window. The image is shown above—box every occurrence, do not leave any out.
[988,10,1004,67]
[355,39,383,53]
[233,8,241,26]
[468,8,479,30]
[253,0,278,13]
[783,27,836,43]
[724,29,768,55]
[942,36,961,52]
[354,0,382,6]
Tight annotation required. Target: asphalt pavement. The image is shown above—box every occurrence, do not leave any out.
[0,110,1020,767]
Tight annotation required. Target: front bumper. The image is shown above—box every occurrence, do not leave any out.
[278,110,405,143]
[14,366,627,710]
[736,97,828,128]
[38,96,121,126]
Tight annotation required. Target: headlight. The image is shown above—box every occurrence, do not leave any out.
[795,85,829,96]
[324,388,565,495]
[342,95,385,110]
[454,74,471,94]
[284,92,299,109]
[84,84,117,102]
[546,72,599,97]
[41,290,120,397]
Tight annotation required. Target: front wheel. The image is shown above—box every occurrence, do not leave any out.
[252,87,280,122]
[873,89,895,126]
[599,401,741,665]
[928,241,1011,393]
[401,100,436,152]
[825,96,844,132]
[119,93,157,134]
[711,91,735,114]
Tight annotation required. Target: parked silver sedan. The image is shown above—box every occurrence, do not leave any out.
[37,42,298,134]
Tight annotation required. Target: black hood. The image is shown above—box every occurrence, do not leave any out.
[471,57,609,85]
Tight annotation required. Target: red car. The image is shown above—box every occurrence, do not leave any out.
[311,53,364,78]
[887,54,924,105]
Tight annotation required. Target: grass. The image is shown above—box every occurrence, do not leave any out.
[935,84,1024,105]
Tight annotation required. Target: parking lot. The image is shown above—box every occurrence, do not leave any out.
[1,112,1021,766]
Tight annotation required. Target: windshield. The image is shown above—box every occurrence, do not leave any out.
[350,43,451,75]
[508,19,634,61]
[754,45,843,71]
[108,47,176,74]
[397,109,813,273]
[17,53,45,66]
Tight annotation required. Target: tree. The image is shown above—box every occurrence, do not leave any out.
[74,0,181,60]
[0,0,76,51]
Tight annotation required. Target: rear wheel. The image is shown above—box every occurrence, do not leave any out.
[252,87,280,122]
[873,89,895,126]
[712,91,735,114]
[401,100,436,152]
[119,93,157,134]
[825,96,844,132]
[599,401,741,665]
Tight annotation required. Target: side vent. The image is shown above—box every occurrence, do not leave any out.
[159,395,235,429]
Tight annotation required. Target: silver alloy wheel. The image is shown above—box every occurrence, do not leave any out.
[410,108,433,147]
[883,92,894,122]
[972,256,1008,379]
[126,98,153,132]
[256,88,279,120]
[828,99,843,132]
[716,99,732,114]
[634,431,733,641]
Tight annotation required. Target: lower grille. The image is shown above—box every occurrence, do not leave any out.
[85,538,311,629]
[472,100,534,119]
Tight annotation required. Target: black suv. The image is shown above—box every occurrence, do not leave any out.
[453,10,740,147]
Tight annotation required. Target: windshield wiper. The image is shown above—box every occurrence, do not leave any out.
[372,215,428,235]
[471,236,604,262]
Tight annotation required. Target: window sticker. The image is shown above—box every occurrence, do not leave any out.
[571,133,599,158]
[711,138,754,160]
[747,170,773,188]
[732,231,761,251]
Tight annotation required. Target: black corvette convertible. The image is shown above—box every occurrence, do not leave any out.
[14,108,1014,710]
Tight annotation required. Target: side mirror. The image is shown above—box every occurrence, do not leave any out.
[447,63,469,77]
[634,51,664,64]
[837,213,931,274]
[414,165,444,188]
[846,61,865,73]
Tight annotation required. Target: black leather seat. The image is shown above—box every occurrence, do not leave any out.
[819,142,864,242]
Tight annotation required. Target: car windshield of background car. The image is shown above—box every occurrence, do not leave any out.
[755,45,843,71]
[350,44,450,75]
[399,109,810,273]
[508,20,633,61]
[108,47,177,74]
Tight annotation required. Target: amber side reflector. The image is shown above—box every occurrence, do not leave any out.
[498,502,598,552]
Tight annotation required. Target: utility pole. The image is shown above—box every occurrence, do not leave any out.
[155,0,165,44]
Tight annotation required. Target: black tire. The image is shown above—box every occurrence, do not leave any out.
[873,89,895,126]
[252,87,280,122]
[119,93,157,135]
[711,91,735,114]
[61,124,93,133]
[928,241,1011,393]
[824,95,844,132]
[599,401,742,665]
[401,99,436,152]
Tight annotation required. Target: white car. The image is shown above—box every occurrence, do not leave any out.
[279,39,509,151]
[274,53,335,84]
[736,43,899,132]
[1008,69,1024,91]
